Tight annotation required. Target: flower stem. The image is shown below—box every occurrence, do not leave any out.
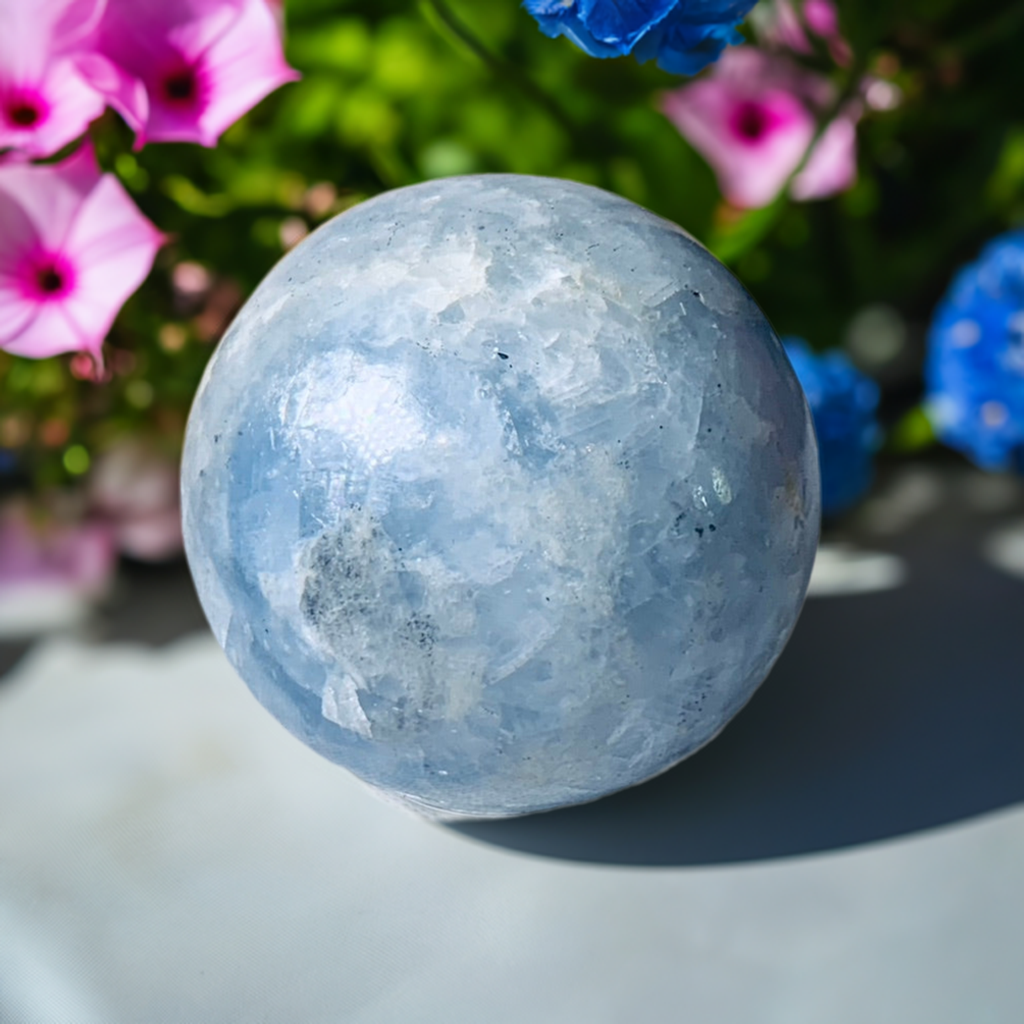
[783,48,870,195]
[419,0,579,139]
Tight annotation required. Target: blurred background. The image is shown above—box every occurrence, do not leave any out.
[5,0,1024,621]
[3,3,1024,1021]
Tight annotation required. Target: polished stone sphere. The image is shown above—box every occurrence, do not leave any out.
[182,175,819,819]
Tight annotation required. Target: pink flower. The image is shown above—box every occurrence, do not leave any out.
[803,0,840,38]
[90,0,298,148]
[661,47,858,209]
[789,112,858,201]
[0,505,114,595]
[0,506,116,637]
[0,0,109,158]
[763,0,813,52]
[755,0,851,66]
[0,143,164,359]
[89,441,184,562]
[264,0,286,35]
[0,502,116,637]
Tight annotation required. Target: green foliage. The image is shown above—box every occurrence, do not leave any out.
[888,404,937,454]
[4,0,1024,491]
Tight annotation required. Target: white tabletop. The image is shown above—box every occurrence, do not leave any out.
[1,632,1022,1024]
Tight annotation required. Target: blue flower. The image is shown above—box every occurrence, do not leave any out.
[926,231,1024,471]
[784,339,880,516]
[523,0,757,75]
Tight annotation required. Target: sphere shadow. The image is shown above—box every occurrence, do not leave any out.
[0,560,209,688]
[450,518,1024,865]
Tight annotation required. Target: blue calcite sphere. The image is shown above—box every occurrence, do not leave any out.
[182,175,819,819]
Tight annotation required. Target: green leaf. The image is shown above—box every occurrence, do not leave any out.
[163,176,234,217]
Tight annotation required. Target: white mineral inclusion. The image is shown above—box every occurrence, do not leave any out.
[182,175,820,819]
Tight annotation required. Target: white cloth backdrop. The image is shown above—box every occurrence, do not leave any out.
[1,636,1021,1023]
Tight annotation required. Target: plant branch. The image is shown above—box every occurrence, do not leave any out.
[420,0,579,139]
[782,49,871,199]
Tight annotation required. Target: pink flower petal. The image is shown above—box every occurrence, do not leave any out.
[50,0,108,51]
[0,191,38,274]
[94,0,296,147]
[0,302,89,358]
[186,0,299,145]
[0,180,44,346]
[803,0,840,39]
[791,111,859,200]
[0,143,98,257]
[74,51,148,137]
[713,45,835,109]
[60,176,165,354]
[757,0,850,67]
[0,505,116,595]
[0,144,162,359]
[265,0,285,36]
[0,0,55,82]
[768,0,811,53]
[100,0,244,66]
[0,283,38,344]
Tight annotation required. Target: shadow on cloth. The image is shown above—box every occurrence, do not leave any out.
[450,526,1024,865]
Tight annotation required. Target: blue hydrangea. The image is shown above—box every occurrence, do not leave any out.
[784,339,880,516]
[926,231,1024,471]
[523,0,757,75]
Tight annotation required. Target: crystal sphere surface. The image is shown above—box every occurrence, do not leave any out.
[182,175,820,819]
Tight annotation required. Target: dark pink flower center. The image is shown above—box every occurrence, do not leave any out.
[730,101,774,142]
[37,266,65,292]
[162,67,199,106]
[21,253,76,302]
[10,103,40,126]
[4,89,49,130]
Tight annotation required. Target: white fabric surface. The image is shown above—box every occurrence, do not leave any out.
[1,636,1021,1023]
